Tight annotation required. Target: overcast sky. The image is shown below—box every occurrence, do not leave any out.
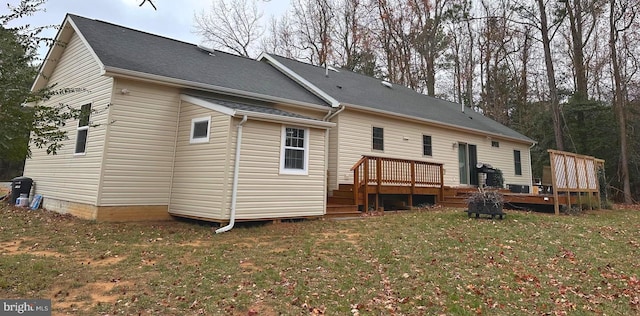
[5,0,289,57]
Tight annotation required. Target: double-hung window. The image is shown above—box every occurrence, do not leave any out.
[74,104,91,154]
[372,127,384,151]
[514,150,522,176]
[423,135,432,156]
[280,126,308,175]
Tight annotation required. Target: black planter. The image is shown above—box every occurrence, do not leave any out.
[467,201,505,219]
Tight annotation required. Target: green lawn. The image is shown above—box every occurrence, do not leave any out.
[0,204,638,315]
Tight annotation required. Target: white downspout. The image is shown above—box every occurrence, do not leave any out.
[325,105,346,121]
[216,115,248,234]
[528,142,537,191]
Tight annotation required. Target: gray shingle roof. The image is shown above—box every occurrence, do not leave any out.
[67,14,326,107]
[183,92,320,121]
[269,55,534,143]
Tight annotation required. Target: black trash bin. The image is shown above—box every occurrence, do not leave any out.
[11,176,33,204]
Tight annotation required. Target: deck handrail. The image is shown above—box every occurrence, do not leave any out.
[351,155,445,211]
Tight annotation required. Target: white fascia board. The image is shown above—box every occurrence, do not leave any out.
[234,110,336,129]
[257,53,341,108]
[180,94,235,116]
[103,66,331,111]
[343,102,535,145]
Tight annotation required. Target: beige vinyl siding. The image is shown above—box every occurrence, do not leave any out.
[169,102,232,219]
[98,79,179,205]
[233,119,327,219]
[332,109,532,188]
[23,31,112,205]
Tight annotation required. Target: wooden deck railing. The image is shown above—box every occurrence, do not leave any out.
[350,155,444,211]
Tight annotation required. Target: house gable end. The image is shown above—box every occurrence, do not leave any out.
[32,15,105,92]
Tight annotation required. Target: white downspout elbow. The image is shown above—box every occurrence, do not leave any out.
[216,115,248,234]
[325,105,345,121]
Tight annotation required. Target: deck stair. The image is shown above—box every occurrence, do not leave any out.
[325,184,361,218]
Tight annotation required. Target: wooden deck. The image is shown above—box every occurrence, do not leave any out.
[324,155,599,218]
[326,185,596,217]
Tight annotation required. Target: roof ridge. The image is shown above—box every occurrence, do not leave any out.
[268,53,466,107]
[67,13,255,62]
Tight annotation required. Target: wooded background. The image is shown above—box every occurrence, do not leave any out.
[2,0,637,203]
[194,0,639,203]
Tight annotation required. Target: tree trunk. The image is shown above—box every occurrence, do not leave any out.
[608,0,632,204]
[565,0,589,101]
[537,0,564,151]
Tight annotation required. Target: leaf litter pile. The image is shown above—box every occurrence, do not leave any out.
[0,203,638,315]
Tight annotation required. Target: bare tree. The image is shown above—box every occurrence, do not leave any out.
[534,0,565,150]
[194,0,264,57]
[290,0,336,66]
[333,0,378,75]
[561,0,605,101]
[475,0,521,125]
[608,0,634,203]
[261,15,301,60]
[376,0,418,89]
[408,0,455,96]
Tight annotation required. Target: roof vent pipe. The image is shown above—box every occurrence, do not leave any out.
[197,44,216,56]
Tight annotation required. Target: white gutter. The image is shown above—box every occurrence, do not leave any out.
[103,66,331,111]
[528,142,538,191]
[216,115,248,234]
[234,110,335,129]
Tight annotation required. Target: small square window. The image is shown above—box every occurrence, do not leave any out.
[492,141,500,148]
[372,127,384,151]
[190,116,211,144]
[423,135,432,156]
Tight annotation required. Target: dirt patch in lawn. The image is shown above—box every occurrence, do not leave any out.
[79,255,126,267]
[177,240,211,247]
[0,239,66,258]
[52,280,133,312]
[317,231,361,244]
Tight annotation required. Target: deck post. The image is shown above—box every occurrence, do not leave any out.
[363,158,369,212]
[376,157,382,211]
[439,165,445,203]
[549,153,560,215]
[353,167,360,210]
[563,154,571,211]
[410,161,415,207]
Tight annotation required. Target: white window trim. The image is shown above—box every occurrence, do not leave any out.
[279,126,309,175]
[74,126,89,156]
[190,116,211,144]
[74,103,91,156]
